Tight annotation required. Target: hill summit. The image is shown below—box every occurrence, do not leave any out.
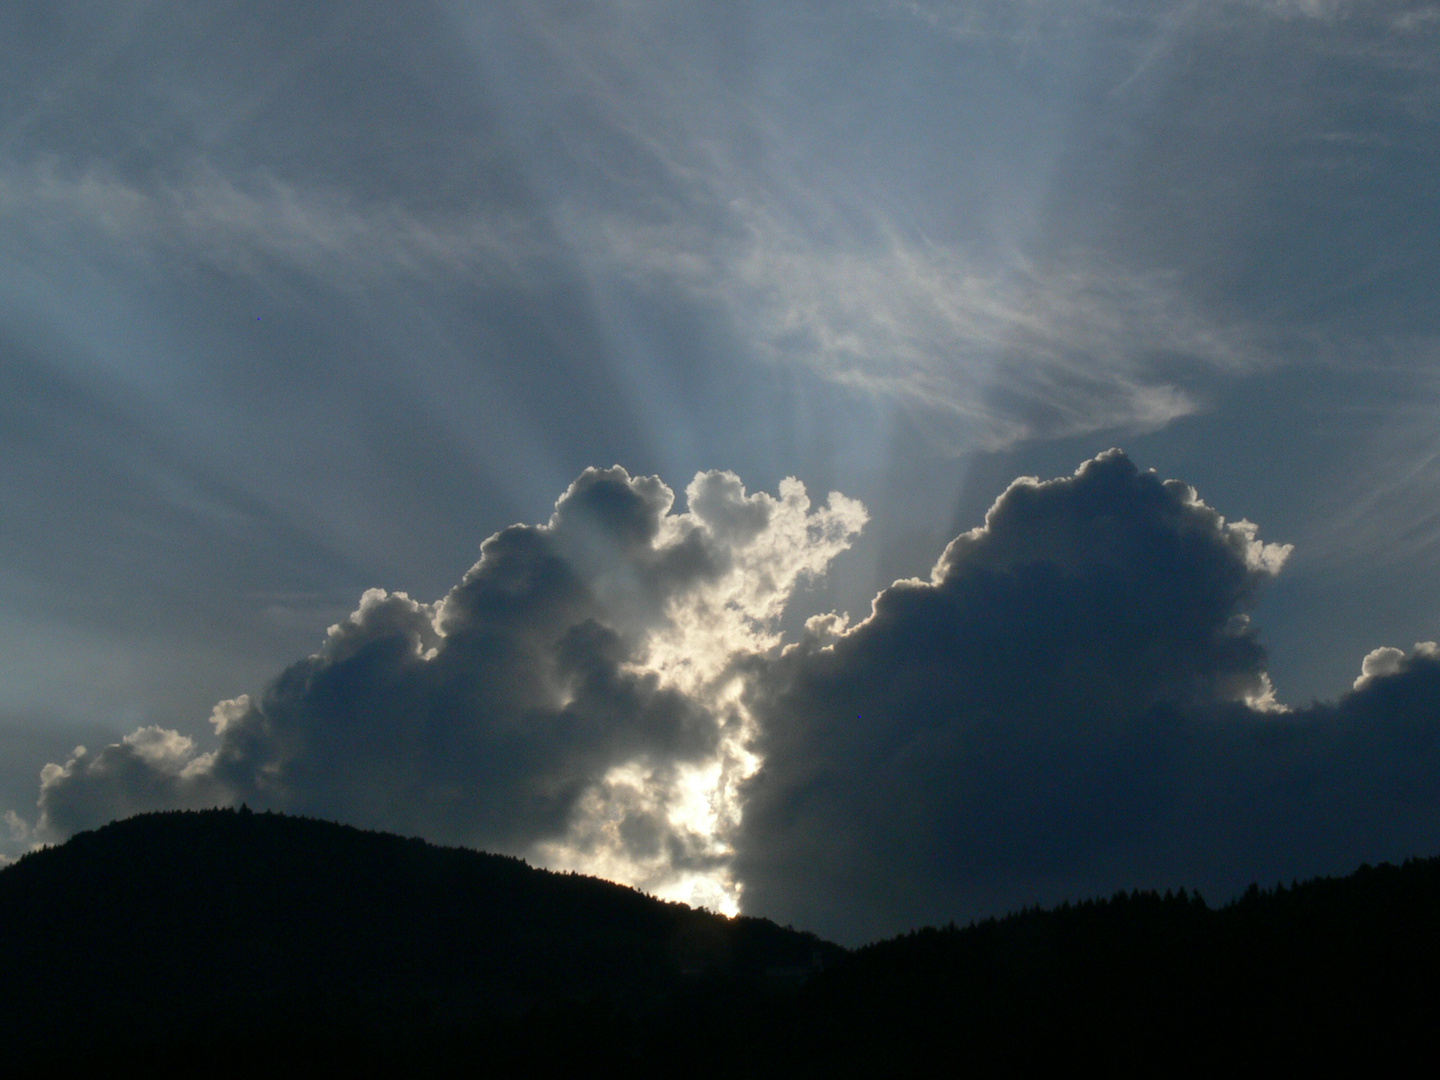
[0,808,832,1068]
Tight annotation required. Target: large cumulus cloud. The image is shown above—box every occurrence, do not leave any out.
[27,451,1440,942]
[35,466,865,912]
[735,450,1440,943]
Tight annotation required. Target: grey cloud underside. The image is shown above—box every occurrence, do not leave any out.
[38,468,726,846]
[35,465,866,913]
[735,451,1440,943]
[34,451,1440,945]
[740,650,1440,947]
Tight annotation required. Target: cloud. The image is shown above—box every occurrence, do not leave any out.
[1355,645,1408,689]
[459,3,1266,449]
[34,466,865,913]
[37,733,224,837]
[603,207,1243,448]
[1,808,33,863]
[26,451,1440,944]
[731,450,1439,943]
[1288,358,1440,573]
[2,3,1278,453]
[0,157,540,289]
[894,0,1439,34]
[1355,641,1438,689]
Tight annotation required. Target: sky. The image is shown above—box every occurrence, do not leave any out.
[4,0,1440,945]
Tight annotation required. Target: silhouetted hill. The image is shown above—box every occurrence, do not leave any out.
[783,861,1440,1071]
[7,810,1440,1072]
[0,808,835,1070]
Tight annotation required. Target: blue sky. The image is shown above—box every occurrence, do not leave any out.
[4,1,1440,941]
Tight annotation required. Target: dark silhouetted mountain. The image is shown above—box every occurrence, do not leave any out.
[783,864,1440,1072]
[0,808,835,1071]
[7,809,1440,1073]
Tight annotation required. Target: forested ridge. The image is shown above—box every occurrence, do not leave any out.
[788,863,1440,1069]
[3,809,1439,1071]
[0,809,833,1069]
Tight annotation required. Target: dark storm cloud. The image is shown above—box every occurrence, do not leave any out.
[733,450,1436,944]
[35,465,864,911]
[27,451,1440,940]
[37,468,722,846]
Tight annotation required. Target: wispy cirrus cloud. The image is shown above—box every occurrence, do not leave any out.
[597,201,1250,447]
[0,157,542,288]
[504,1,1264,447]
[1,3,1279,454]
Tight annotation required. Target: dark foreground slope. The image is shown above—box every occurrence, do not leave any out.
[787,862,1440,1071]
[7,810,1440,1073]
[0,809,835,1070]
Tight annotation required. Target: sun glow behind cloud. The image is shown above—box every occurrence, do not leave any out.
[28,465,866,914]
[6,0,1440,946]
[536,472,866,912]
